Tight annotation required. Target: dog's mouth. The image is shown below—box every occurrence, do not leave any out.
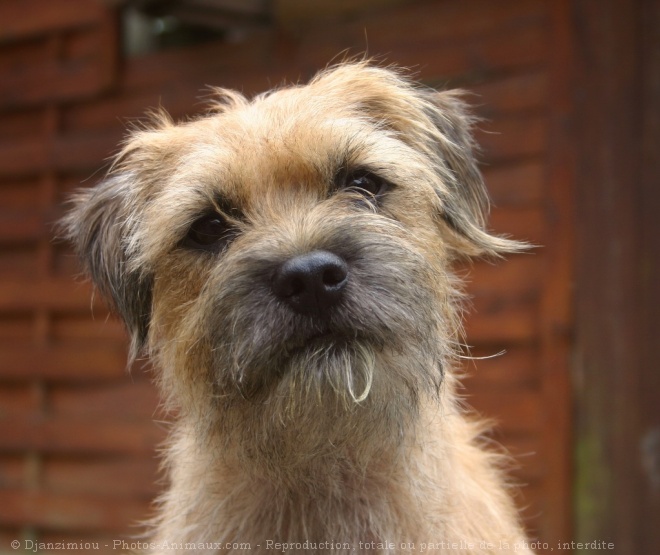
[282,329,359,358]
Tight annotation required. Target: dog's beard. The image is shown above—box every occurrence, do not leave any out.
[209,338,442,478]
[272,337,377,405]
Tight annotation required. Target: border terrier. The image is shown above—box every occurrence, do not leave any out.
[64,63,533,554]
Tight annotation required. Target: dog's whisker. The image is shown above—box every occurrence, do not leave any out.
[458,349,508,361]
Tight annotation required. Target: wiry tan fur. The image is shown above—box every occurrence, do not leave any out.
[63,62,534,554]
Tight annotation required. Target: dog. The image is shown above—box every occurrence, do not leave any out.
[63,62,534,554]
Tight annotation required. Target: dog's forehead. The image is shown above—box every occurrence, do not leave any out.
[188,89,375,202]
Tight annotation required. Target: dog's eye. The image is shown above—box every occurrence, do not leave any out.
[341,170,388,198]
[183,213,233,251]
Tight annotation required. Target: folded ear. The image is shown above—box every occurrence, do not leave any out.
[313,63,526,257]
[421,90,526,257]
[61,111,180,358]
[61,173,153,360]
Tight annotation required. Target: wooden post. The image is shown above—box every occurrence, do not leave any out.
[573,0,660,553]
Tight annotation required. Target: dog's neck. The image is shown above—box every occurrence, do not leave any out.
[150,376,532,552]
[154,395,444,547]
[211,397,422,485]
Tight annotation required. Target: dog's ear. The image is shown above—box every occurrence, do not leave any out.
[315,63,525,257]
[62,112,180,358]
[420,90,525,257]
[62,172,153,360]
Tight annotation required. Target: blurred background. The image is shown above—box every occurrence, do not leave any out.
[0,0,658,554]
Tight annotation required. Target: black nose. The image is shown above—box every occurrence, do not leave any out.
[272,250,349,314]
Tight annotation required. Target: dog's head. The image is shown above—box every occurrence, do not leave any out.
[64,63,520,452]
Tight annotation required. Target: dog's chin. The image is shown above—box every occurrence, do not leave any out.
[225,330,378,406]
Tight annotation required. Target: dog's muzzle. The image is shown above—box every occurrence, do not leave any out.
[271,250,349,315]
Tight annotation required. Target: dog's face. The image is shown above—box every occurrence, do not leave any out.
[64,64,517,460]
